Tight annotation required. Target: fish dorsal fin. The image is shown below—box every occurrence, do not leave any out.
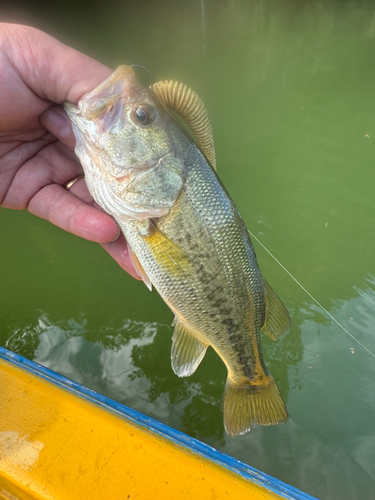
[171,318,209,377]
[128,244,152,291]
[262,279,291,340]
[151,80,217,170]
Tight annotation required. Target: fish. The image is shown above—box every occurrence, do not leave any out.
[64,65,291,437]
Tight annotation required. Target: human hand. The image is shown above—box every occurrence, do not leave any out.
[0,23,139,279]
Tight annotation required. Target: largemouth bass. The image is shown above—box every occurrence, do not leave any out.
[65,66,291,436]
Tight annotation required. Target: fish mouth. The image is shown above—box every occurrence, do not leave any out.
[64,102,79,113]
[64,102,81,127]
[64,101,96,153]
[64,101,87,132]
[64,65,140,138]
[64,102,79,115]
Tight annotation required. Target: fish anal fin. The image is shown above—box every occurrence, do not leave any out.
[262,279,291,340]
[128,245,152,291]
[171,318,208,377]
[223,375,288,437]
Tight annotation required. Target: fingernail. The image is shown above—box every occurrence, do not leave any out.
[109,225,121,242]
[41,107,72,139]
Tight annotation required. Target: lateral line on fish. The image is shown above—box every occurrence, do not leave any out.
[248,229,375,359]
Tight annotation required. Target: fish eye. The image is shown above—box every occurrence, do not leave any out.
[132,104,157,127]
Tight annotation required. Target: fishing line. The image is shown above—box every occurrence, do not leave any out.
[248,229,375,359]
[131,65,153,86]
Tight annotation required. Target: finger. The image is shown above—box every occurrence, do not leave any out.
[40,106,76,150]
[1,24,112,105]
[0,133,55,206]
[28,183,119,243]
[101,234,141,280]
[1,140,84,209]
[29,181,139,278]
[58,177,140,279]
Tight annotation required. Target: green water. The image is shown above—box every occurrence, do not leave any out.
[1,1,375,498]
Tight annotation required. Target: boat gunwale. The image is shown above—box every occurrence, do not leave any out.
[0,346,317,500]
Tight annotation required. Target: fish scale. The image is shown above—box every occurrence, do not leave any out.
[65,65,291,436]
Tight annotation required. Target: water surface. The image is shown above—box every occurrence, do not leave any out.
[1,1,375,498]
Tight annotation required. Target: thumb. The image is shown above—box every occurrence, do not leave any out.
[1,23,112,104]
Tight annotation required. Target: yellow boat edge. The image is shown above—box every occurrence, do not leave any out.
[0,347,317,500]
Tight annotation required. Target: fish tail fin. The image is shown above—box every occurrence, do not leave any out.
[223,375,288,437]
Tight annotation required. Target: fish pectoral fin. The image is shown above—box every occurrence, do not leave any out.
[128,245,152,291]
[139,223,191,275]
[261,279,291,340]
[171,319,209,377]
[223,375,288,437]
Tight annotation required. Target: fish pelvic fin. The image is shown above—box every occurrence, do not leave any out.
[128,245,152,291]
[223,374,288,437]
[262,279,291,340]
[171,318,209,377]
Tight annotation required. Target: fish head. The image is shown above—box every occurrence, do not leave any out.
[65,65,172,178]
[65,65,186,220]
